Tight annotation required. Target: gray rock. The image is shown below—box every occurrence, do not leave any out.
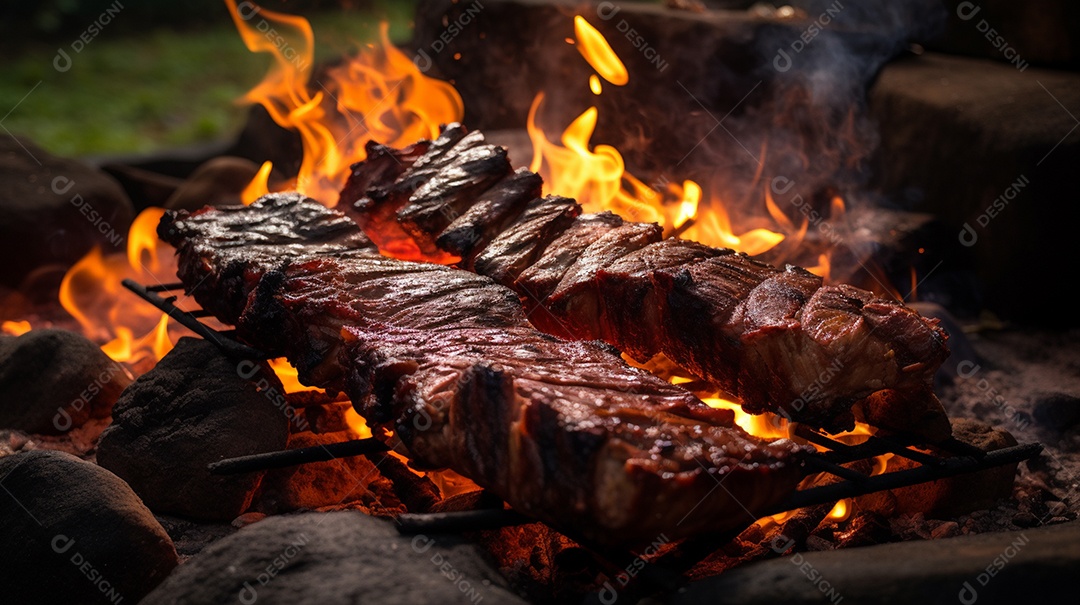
[0,328,131,435]
[141,511,528,605]
[0,450,178,605]
[97,337,290,520]
[0,135,134,287]
[673,520,1079,604]
[929,0,1080,70]
[164,156,263,212]
[869,53,1080,324]
[1032,392,1080,432]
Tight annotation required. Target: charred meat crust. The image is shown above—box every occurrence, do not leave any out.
[159,194,810,546]
[341,124,951,433]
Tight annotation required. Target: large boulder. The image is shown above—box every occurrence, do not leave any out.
[141,511,527,605]
[0,450,178,605]
[869,53,1080,324]
[673,520,1078,604]
[97,337,290,520]
[0,328,130,435]
[0,136,134,287]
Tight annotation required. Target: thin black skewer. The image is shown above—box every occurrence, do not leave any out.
[207,438,390,474]
[760,442,1042,516]
[396,509,532,534]
[121,278,270,359]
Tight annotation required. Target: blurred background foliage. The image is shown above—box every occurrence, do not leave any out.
[0,0,417,157]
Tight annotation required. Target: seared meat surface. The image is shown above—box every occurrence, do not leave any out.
[159,194,808,545]
[339,124,951,433]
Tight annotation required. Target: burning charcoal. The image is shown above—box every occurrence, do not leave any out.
[1011,511,1039,528]
[97,337,290,521]
[251,430,406,516]
[297,400,353,434]
[870,418,1019,518]
[0,136,134,286]
[804,535,836,551]
[854,386,952,443]
[834,512,892,549]
[0,328,131,435]
[373,452,442,513]
[0,450,178,604]
[431,489,502,514]
[930,521,962,540]
[140,511,527,605]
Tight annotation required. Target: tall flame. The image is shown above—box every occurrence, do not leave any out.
[226,0,463,205]
[528,16,787,257]
[703,394,888,526]
[573,16,628,86]
[56,207,179,367]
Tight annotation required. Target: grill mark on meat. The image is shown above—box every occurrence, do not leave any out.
[437,168,543,261]
[159,194,809,545]
[340,124,951,433]
[515,212,626,303]
[472,195,581,285]
[396,132,511,254]
[537,221,665,339]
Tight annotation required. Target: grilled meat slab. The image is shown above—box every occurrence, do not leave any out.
[158,194,808,545]
[339,124,951,433]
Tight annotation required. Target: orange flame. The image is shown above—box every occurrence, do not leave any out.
[699,393,886,527]
[1,320,31,336]
[55,207,181,367]
[573,16,628,86]
[226,0,463,205]
[242,160,274,205]
[527,18,786,256]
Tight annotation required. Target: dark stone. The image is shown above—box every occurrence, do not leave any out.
[98,163,184,210]
[1032,392,1080,431]
[154,514,237,562]
[164,156,263,212]
[140,511,528,605]
[0,135,134,287]
[0,328,131,435]
[97,337,290,520]
[930,0,1080,70]
[0,450,178,605]
[869,53,1080,325]
[674,520,1079,604]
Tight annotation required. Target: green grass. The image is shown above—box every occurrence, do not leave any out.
[0,2,417,157]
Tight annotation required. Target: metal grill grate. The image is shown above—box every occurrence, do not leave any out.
[123,279,1043,559]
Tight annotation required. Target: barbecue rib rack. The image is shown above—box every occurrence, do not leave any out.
[123,278,1043,594]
